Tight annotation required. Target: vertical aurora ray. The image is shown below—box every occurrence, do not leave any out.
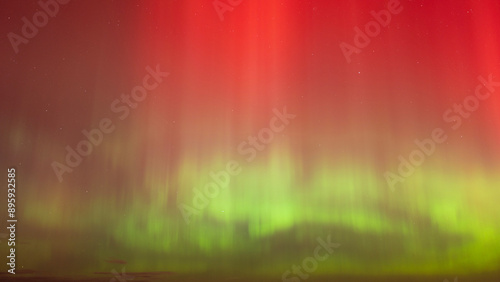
[1,0,500,281]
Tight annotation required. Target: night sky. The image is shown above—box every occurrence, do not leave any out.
[1,0,500,281]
